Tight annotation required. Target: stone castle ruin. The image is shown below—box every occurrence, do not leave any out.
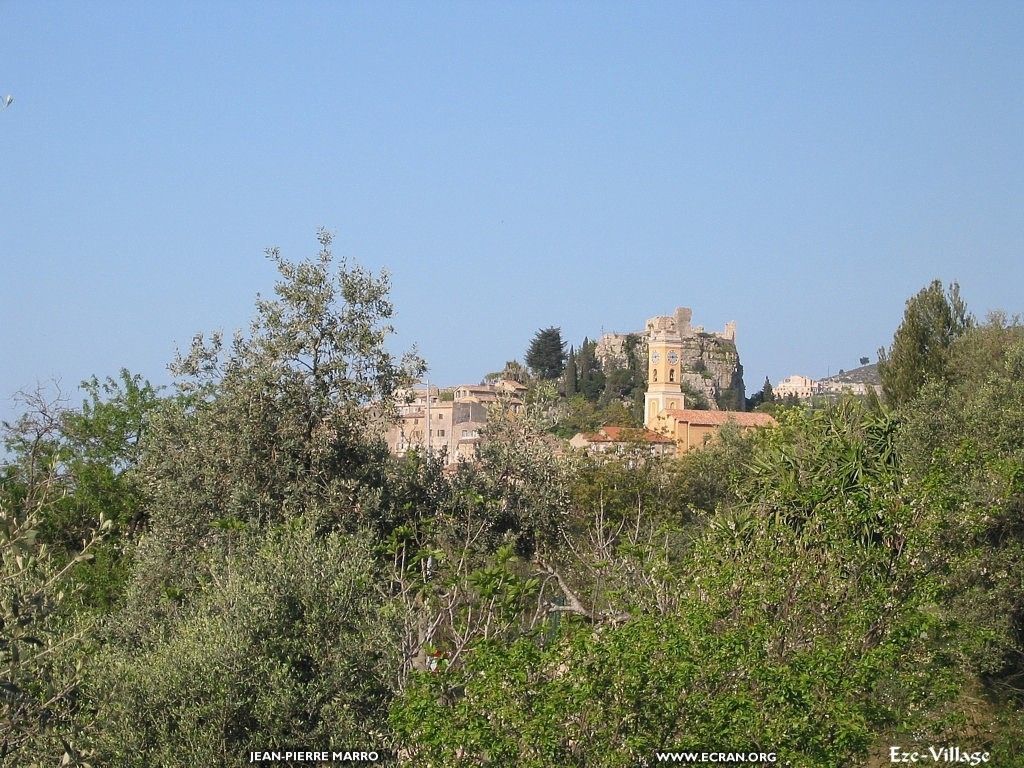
[597,307,744,411]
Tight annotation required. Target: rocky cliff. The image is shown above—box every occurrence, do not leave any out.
[677,333,745,410]
[596,326,745,411]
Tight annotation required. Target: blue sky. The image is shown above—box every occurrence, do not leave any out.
[2,1,1022,420]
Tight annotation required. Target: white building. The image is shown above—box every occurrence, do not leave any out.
[774,374,818,401]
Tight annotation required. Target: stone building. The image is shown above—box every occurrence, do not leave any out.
[650,408,776,453]
[774,374,818,401]
[599,307,744,413]
[569,426,676,457]
[640,307,745,422]
[385,382,523,463]
[641,307,773,451]
[775,365,882,402]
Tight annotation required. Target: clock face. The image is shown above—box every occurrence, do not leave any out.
[651,351,661,364]
[667,351,679,365]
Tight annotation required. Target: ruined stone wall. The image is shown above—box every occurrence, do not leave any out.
[595,333,630,370]
[597,308,745,410]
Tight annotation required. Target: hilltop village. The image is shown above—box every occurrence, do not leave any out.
[385,306,802,463]
[773,365,882,400]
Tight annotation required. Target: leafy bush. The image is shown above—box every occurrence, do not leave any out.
[83,522,400,768]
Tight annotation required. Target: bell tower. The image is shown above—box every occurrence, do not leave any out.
[644,312,686,429]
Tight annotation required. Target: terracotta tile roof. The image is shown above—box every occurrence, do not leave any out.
[581,426,676,444]
[664,409,776,428]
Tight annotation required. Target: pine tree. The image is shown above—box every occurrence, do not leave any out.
[761,377,775,403]
[526,327,566,380]
[878,280,972,407]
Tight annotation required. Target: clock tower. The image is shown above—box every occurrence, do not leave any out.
[644,312,687,429]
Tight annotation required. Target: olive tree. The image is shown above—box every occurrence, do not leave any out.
[0,423,111,765]
[85,523,401,768]
[132,229,423,599]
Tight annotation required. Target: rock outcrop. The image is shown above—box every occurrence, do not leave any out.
[597,307,745,411]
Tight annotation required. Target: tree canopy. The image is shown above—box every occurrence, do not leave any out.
[525,327,566,380]
[5,254,1024,767]
[878,279,972,407]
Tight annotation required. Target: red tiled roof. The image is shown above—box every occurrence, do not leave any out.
[582,426,676,444]
[664,409,776,428]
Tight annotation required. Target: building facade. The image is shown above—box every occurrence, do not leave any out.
[774,374,818,401]
[651,408,776,452]
[643,308,775,451]
[385,382,523,464]
[569,426,677,457]
[643,309,691,427]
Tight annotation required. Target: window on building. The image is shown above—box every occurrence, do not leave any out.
[438,429,445,437]
[669,368,675,382]
[652,369,658,382]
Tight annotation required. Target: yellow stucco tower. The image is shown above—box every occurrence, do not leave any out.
[643,308,691,429]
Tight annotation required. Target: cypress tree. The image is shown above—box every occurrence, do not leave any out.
[577,339,605,401]
[564,347,578,396]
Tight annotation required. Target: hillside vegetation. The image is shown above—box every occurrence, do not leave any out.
[3,242,1022,767]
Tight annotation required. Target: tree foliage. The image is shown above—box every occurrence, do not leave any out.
[575,338,604,401]
[679,381,711,410]
[563,346,577,396]
[2,372,161,612]
[8,246,1024,766]
[133,230,423,598]
[878,279,972,407]
[526,327,566,380]
[84,523,400,768]
[899,320,1024,700]
[745,376,774,410]
[0,438,111,765]
[393,402,1015,766]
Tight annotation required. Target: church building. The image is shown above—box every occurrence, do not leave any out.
[643,308,775,451]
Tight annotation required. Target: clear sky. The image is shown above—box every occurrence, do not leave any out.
[2,1,1022,420]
